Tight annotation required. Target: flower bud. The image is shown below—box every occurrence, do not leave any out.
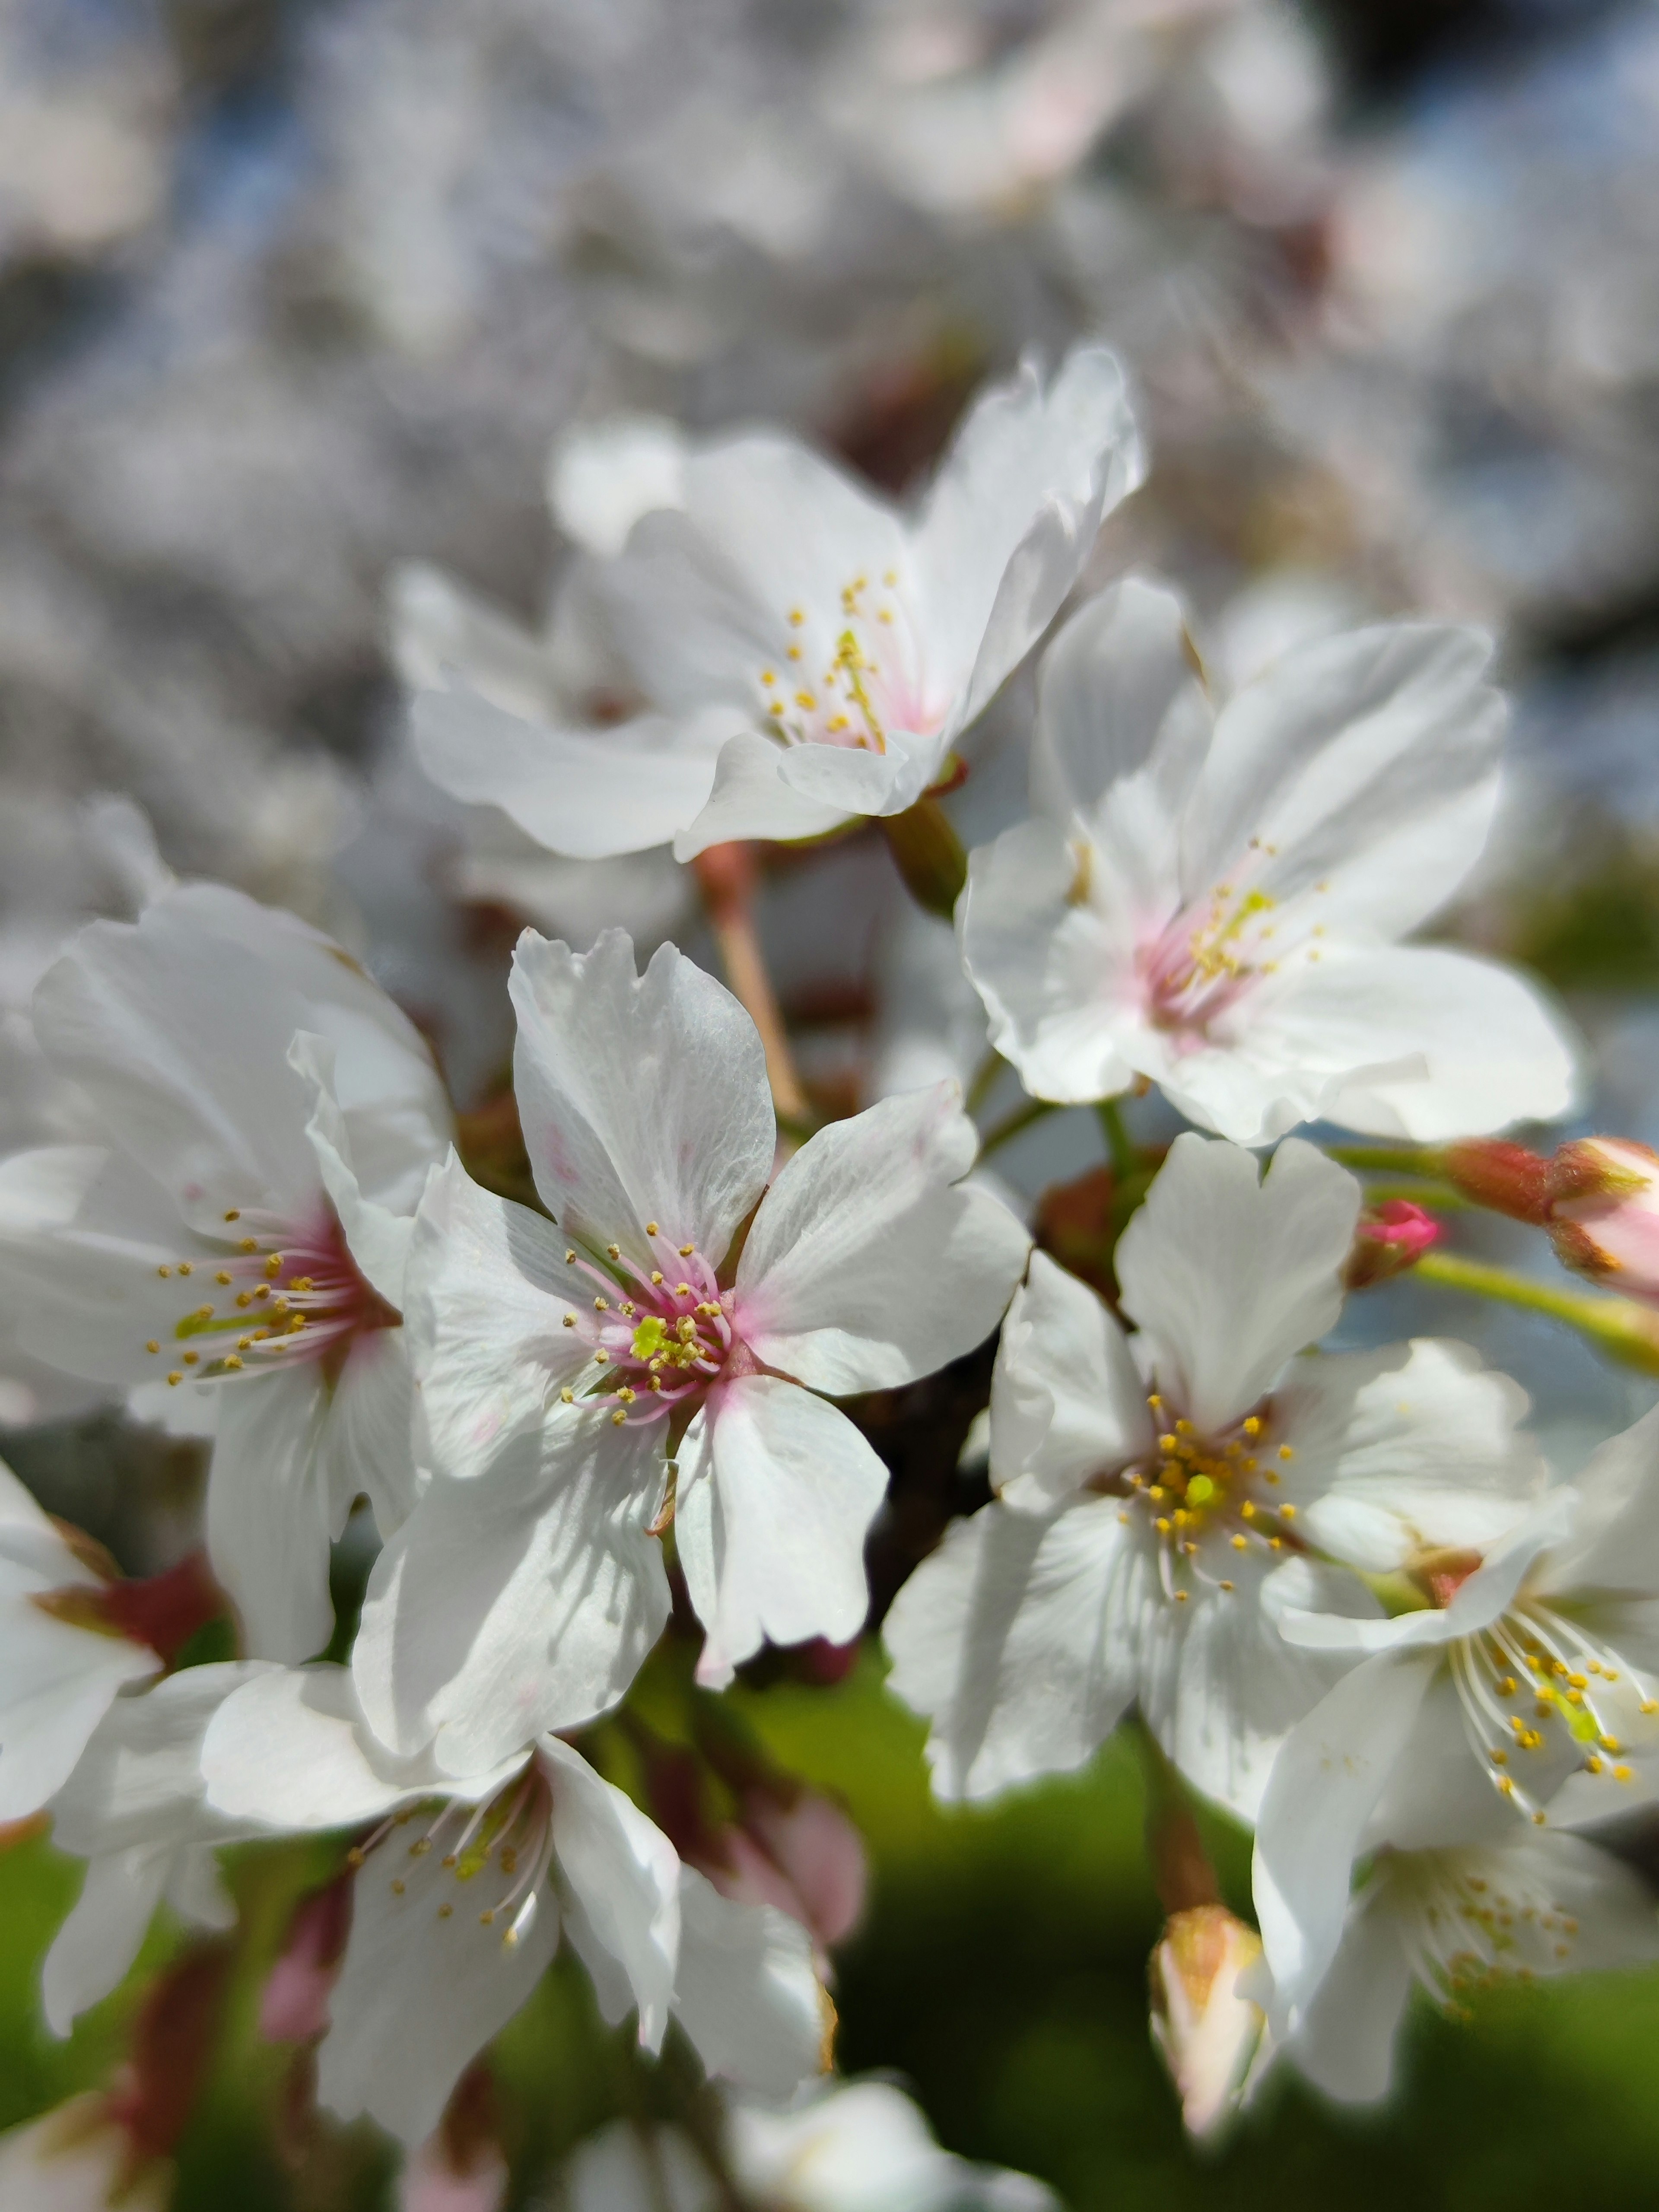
[1548,1138,1659,1301]
[1149,1906,1265,2142]
[1441,1139,1553,1224]
[1343,1199,1442,1290]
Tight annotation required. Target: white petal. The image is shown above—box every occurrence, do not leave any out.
[957,820,1140,1106]
[289,1031,413,1308]
[882,1498,1144,1802]
[510,932,774,1272]
[1256,947,1583,1141]
[988,1250,1154,1512]
[1031,575,1208,831]
[912,346,1145,729]
[49,1661,275,1862]
[42,1846,170,2036]
[319,1328,420,1538]
[776,740,901,816]
[318,1817,563,2147]
[413,682,724,859]
[544,1737,680,2051]
[548,413,688,558]
[671,1866,826,2099]
[1297,1339,1545,1574]
[677,1379,888,1688]
[1538,1402,1659,1597]
[1150,1556,1378,1824]
[403,1153,589,1481]
[1252,1650,1439,2024]
[205,1367,337,1663]
[1281,1876,1415,2104]
[0,1145,222,1389]
[0,1610,156,1822]
[353,1411,670,1772]
[1116,1135,1358,1434]
[737,1083,1029,1395]
[200,1664,523,1829]
[1182,623,1505,939]
[671,732,851,861]
[388,560,565,722]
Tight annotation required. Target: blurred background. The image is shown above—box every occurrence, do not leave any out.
[6,0,1659,2204]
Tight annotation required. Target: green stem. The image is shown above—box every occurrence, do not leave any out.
[978,1095,1059,1158]
[1325,1144,1447,1176]
[881,797,968,920]
[1361,1180,1473,1211]
[1096,1097,1140,1182]
[1415,1250,1659,1376]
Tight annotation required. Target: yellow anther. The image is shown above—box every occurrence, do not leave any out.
[145,1340,160,1354]
[679,1244,694,1257]
[1147,1393,1163,1410]
[240,1238,258,1252]
[223,1209,241,1222]
[1155,1517,1172,1534]
[216,1271,232,1285]
[1174,1590,1189,1603]
[157,1265,172,1279]
[1147,1485,1165,1502]
[182,1351,199,1367]
[592,1349,608,1364]
[1600,1736,1622,1753]
[617,1388,637,1404]
[1176,1419,1194,1437]
[1278,1503,1297,1520]
[166,1372,182,1386]
[1231,1534,1248,1551]
[651,1270,664,1285]
[594,1297,610,1311]
[788,608,805,626]
[1158,1434,1177,1454]
[563,1314,576,1328]
[235,1291,252,1308]
[178,1262,193,1277]
[611,1409,627,1426]
[560,1388,574,1404]
[1278,1445,1294,1461]
[883,569,897,586]
[1239,1501,1256,1520]
[1586,1755,1604,1774]
[1218,1580,1234,1592]
[1243,1416,1262,1438]
[264,1254,283,1278]
[1497,1776,1514,1795]
[645,1221,660,1235]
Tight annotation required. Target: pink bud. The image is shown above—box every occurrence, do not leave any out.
[1149,1906,1265,2142]
[1343,1200,1443,1289]
[1549,1138,1659,1301]
[260,1876,351,2045]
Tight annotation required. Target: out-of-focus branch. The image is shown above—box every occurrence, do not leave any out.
[693,844,809,1126]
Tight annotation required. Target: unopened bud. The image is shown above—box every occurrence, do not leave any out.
[1343,1200,1443,1290]
[1441,1139,1553,1224]
[1149,1906,1265,2142]
[1548,1138,1659,1301]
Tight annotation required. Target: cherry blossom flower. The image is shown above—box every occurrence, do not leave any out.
[959,575,1582,1144]
[0,885,452,1659]
[200,1665,828,2148]
[725,2077,1058,2212]
[353,927,1028,1769]
[1254,1402,1659,2037]
[884,1134,1548,1820]
[413,348,1143,862]
[1260,1827,1659,2105]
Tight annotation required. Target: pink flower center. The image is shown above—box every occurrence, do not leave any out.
[148,1202,397,1388]
[558,1225,749,1427]
[1139,884,1281,1044]
[758,576,944,753]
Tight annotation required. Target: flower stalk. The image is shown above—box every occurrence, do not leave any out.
[880,797,967,921]
[691,844,809,1124]
[1414,1249,1659,1375]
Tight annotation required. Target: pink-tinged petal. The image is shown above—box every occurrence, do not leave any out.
[677,1379,888,1687]
[510,932,774,1272]
[990,1250,1154,1512]
[737,1083,1029,1395]
[1116,1135,1358,1436]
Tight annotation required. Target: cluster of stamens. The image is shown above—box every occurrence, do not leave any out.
[1111,1397,1299,1602]
[1449,1602,1659,1819]
[1141,847,1333,1042]
[350,1761,556,1952]
[756,575,935,754]
[1399,1851,1584,2009]
[146,1204,394,1387]
[556,1221,737,1426]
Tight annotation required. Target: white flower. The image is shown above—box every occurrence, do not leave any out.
[356,928,1029,1770]
[0,2096,169,2212]
[726,2077,1058,2212]
[1253,1402,1659,2038]
[959,575,1582,1144]
[0,884,453,1659]
[200,1665,827,2148]
[40,1661,273,2035]
[566,2077,1058,2212]
[414,348,1143,861]
[884,1133,1547,1820]
[0,1457,159,1822]
[1149,1905,1265,2141]
[1265,1828,1659,2106]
